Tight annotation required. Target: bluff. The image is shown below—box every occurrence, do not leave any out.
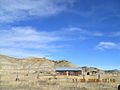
[0,54,76,75]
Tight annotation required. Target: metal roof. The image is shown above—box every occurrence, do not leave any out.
[55,67,81,71]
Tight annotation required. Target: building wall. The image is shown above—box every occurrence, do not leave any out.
[56,70,82,76]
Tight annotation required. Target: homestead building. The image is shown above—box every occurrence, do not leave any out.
[55,67,104,76]
[55,68,82,76]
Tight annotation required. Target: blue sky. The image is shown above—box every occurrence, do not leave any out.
[0,0,120,69]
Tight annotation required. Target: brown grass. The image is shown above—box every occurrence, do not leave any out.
[0,74,119,90]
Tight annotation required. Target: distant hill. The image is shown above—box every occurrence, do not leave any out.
[52,60,76,68]
[81,66,100,71]
[0,54,76,71]
[0,54,119,74]
[104,69,120,73]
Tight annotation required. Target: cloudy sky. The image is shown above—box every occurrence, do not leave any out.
[0,0,120,69]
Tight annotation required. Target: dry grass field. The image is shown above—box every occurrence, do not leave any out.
[0,74,119,90]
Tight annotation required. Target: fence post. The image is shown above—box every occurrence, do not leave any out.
[118,85,120,90]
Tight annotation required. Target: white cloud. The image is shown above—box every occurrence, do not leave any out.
[0,27,62,48]
[66,27,83,32]
[109,32,120,37]
[96,42,120,50]
[0,26,106,57]
[0,26,65,57]
[63,26,104,39]
[0,0,74,23]
[0,48,47,58]
[92,32,104,37]
[0,26,93,57]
